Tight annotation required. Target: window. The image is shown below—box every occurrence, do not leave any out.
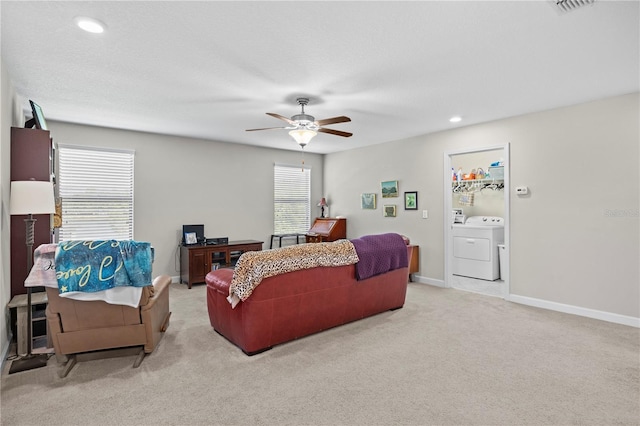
[57,145,134,241]
[274,164,310,234]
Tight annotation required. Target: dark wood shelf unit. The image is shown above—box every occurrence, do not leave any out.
[180,240,263,288]
[10,127,54,298]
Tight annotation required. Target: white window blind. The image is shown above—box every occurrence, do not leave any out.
[274,164,310,234]
[58,145,134,241]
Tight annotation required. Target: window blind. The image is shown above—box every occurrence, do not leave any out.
[58,145,134,241]
[274,164,310,234]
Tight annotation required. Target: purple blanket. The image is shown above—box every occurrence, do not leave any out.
[350,233,408,280]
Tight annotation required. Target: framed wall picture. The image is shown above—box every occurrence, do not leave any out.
[383,205,397,217]
[404,191,418,210]
[381,180,398,198]
[361,193,377,209]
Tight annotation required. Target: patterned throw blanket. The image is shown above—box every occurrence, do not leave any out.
[25,243,58,289]
[350,233,408,280]
[227,240,359,308]
[55,240,153,294]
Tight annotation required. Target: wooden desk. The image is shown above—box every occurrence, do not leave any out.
[180,240,263,288]
[306,218,346,243]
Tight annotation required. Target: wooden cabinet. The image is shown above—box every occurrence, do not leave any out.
[180,240,263,288]
[10,127,54,297]
[188,249,209,285]
[305,218,347,243]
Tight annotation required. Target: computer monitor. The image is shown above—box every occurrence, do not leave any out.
[24,100,48,130]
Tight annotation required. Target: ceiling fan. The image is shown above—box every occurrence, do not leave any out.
[246,97,352,147]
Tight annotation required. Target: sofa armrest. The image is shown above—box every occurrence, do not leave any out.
[142,275,171,308]
[140,275,171,353]
[206,268,234,294]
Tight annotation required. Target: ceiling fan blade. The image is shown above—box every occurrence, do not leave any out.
[266,112,296,125]
[316,116,351,126]
[246,126,287,132]
[318,128,353,138]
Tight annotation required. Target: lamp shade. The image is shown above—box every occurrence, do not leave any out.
[317,198,327,207]
[10,180,56,215]
[289,129,317,147]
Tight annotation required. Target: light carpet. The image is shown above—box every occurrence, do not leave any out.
[1,282,638,425]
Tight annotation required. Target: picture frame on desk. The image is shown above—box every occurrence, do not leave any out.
[184,232,197,245]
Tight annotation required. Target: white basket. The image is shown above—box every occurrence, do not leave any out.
[488,166,504,179]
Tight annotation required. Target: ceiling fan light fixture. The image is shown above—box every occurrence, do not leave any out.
[289,129,317,147]
[247,97,351,144]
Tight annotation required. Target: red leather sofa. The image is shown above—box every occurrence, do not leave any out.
[206,246,411,355]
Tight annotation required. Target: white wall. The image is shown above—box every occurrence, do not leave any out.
[47,121,325,281]
[325,93,639,319]
[1,55,13,361]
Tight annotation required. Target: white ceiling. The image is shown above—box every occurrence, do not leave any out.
[2,1,638,154]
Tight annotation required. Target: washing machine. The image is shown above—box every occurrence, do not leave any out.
[452,216,504,281]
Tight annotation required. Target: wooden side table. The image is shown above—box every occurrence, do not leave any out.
[408,245,419,282]
[8,292,51,355]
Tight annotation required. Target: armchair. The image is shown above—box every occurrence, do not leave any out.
[45,274,171,377]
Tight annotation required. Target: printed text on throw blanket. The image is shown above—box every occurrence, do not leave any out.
[55,240,153,293]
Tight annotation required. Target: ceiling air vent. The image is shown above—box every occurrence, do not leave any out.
[555,0,595,13]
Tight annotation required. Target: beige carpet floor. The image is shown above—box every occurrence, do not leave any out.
[1,282,638,425]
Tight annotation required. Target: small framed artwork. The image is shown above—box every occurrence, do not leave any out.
[383,205,397,217]
[184,232,198,245]
[381,180,398,198]
[404,191,418,210]
[361,193,377,209]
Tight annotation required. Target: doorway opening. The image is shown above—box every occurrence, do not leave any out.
[443,144,510,298]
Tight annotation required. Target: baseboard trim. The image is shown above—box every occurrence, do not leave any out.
[170,275,180,284]
[509,294,640,328]
[412,275,639,328]
[411,275,445,288]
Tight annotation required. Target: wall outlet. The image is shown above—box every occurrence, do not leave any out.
[422,210,428,219]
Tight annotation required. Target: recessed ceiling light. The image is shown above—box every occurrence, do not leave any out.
[449,116,462,123]
[74,16,106,34]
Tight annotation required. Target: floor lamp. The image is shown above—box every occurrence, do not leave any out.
[9,180,55,374]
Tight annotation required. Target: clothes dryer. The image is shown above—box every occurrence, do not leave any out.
[452,216,504,281]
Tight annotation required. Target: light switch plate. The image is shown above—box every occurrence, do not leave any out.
[422,210,428,219]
